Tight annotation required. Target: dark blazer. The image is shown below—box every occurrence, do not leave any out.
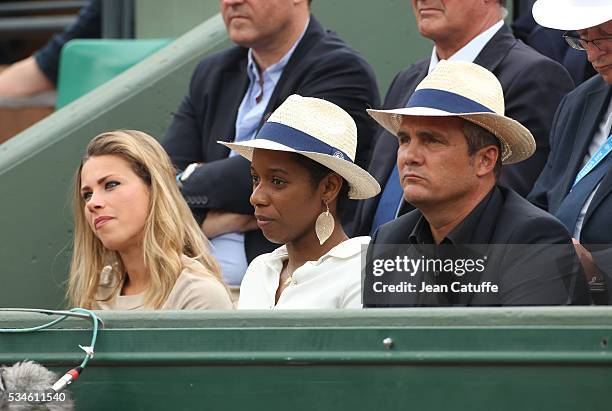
[162,16,380,262]
[528,75,612,303]
[512,12,596,86]
[364,186,590,306]
[352,24,574,237]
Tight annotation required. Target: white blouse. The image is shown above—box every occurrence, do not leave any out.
[238,236,370,309]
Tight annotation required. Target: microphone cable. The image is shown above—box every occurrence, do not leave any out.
[0,307,102,392]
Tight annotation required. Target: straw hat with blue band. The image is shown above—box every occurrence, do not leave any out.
[218,94,381,200]
[367,60,536,165]
[532,0,612,31]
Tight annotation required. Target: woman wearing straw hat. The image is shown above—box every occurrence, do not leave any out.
[219,95,380,309]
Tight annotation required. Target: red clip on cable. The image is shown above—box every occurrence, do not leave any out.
[51,366,82,393]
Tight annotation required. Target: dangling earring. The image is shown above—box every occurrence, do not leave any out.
[315,202,334,245]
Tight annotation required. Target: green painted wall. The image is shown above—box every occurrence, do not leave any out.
[134,0,431,94]
[311,0,431,94]
[1,309,611,410]
[135,0,220,39]
[133,1,513,94]
[0,16,231,308]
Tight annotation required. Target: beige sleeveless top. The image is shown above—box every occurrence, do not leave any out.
[94,256,233,310]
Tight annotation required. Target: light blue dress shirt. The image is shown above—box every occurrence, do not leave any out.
[211,20,309,285]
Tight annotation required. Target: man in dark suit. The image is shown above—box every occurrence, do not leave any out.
[351,0,574,238]
[363,60,589,307]
[162,0,379,284]
[528,0,612,304]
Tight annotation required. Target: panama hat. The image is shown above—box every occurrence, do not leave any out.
[367,60,535,165]
[533,0,612,31]
[218,95,381,199]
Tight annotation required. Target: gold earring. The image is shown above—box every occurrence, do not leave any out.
[315,202,334,245]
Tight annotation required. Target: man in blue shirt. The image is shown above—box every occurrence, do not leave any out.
[162,0,379,284]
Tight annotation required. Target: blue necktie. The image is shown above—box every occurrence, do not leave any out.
[555,152,612,234]
[370,166,404,235]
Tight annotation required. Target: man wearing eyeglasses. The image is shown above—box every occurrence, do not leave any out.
[528,0,612,304]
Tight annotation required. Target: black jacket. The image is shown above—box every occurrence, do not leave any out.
[364,186,590,306]
[162,16,380,262]
[528,75,612,303]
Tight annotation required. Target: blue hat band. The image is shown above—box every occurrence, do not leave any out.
[255,122,352,162]
[405,88,494,114]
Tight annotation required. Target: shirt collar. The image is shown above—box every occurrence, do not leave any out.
[264,236,370,269]
[409,187,497,244]
[428,20,504,74]
[246,17,310,85]
[326,236,370,259]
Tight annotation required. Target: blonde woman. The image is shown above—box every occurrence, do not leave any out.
[68,130,233,310]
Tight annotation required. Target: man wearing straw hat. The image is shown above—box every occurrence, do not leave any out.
[528,0,612,304]
[351,0,574,238]
[363,60,589,307]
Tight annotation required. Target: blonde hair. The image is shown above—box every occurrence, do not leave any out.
[68,130,223,309]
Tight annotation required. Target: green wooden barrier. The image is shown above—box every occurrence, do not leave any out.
[0,308,611,410]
